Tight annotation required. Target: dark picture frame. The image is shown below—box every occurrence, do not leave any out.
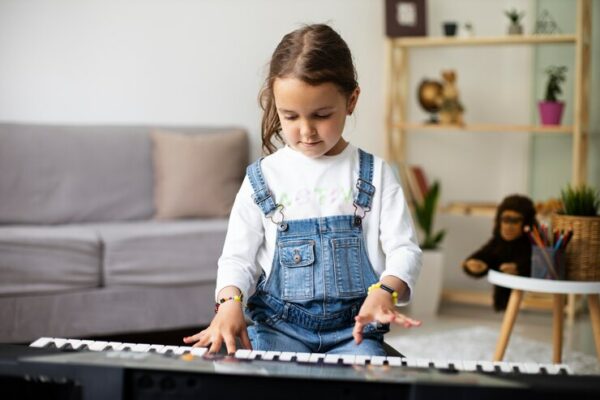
[385,0,427,37]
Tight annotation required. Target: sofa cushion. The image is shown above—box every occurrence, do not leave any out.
[91,220,228,286]
[152,129,248,219]
[0,226,101,296]
[0,124,155,224]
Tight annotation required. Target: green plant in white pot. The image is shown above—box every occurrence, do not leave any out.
[411,181,446,317]
[539,65,567,125]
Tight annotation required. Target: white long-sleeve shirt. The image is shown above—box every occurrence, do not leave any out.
[215,144,422,304]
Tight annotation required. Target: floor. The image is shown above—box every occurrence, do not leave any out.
[387,301,599,366]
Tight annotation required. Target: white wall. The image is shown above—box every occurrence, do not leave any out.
[0,0,546,295]
[0,0,386,159]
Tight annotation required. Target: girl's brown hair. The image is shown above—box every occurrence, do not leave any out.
[259,24,358,154]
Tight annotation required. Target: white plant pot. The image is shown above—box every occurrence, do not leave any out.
[408,250,444,317]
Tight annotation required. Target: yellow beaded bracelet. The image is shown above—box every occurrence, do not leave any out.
[214,293,244,313]
[368,282,398,302]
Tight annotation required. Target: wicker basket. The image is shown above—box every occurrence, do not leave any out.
[551,214,600,281]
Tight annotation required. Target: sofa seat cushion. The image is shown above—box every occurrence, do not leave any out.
[91,219,228,286]
[0,226,101,296]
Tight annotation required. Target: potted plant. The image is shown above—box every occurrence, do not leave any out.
[551,184,600,281]
[410,181,446,316]
[539,65,567,125]
[504,8,525,34]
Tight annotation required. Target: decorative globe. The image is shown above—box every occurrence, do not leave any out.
[418,79,443,113]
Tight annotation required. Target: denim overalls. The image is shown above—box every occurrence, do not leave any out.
[244,149,388,356]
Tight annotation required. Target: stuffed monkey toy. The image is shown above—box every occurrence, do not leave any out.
[462,195,537,311]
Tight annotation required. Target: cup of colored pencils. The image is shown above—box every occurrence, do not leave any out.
[525,223,571,280]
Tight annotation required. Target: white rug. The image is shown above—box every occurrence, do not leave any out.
[386,326,600,375]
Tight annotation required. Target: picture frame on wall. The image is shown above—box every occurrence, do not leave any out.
[385,0,427,37]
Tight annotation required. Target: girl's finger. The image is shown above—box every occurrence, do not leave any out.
[183,331,204,343]
[393,313,422,328]
[195,331,213,348]
[223,334,237,355]
[208,335,223,354]
[353,315,367,344]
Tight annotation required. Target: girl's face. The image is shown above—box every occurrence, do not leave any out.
[273,77,359,158]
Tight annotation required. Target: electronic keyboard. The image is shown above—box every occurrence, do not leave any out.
[0,337,598,400]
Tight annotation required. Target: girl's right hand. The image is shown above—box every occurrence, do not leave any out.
[182,300,252,355]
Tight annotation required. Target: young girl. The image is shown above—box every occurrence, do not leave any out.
[184,24,422,356]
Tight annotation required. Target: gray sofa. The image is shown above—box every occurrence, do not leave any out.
[0,123,248,343]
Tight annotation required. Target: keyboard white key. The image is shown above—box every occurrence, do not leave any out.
[493,361,513,373]
[295,352,311,363]
[30,337,54,348]
[88,341,109,352]
[461,360,478,371]
[370,356,387,366]
[157,345,179,354]
[478,361,496,372]
[324,354,342,364]
[433,359,450,369]
[522,362,542,374]
[235,349,252,359]
[544,364,569,375]
[132,344,151,353]
[416,358,432,368]
[405,358,419,368]
[341,354,356,365]
[147,344,165,353]
[278,352,296,362]
[190,347,207,357]
[50,338,69,349]
[308,353,325,363]
[249,350,266,360]
[386,356,402,367]
[105,342,125,351]
[448,360,464,371]
[262,351,281,361]
[354,355,371,365]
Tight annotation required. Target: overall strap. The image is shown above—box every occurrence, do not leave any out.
[354,149,375,211]
[246,158,278,217]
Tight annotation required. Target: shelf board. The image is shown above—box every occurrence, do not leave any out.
[395,122,573,134]
[392,34,577,48]
[441,202,497,217]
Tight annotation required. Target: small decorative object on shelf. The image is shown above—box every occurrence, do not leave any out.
[438,70,464,126]
[534,9,562,34]
[462,195,538,310]
[504,8,525,35]
[442,21,458,37]
[539,65,567,125]
[417,79,443,123]
[385,0,427,37]
[552,184,600,281]
[461,22,475,38]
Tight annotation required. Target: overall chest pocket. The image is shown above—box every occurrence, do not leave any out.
[278,240,315,301]
[332,237,366,297]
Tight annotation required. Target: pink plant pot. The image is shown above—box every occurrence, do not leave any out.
[538,101,564,125]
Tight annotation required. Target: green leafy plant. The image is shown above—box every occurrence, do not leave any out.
[543,65,567,102]
[559,184,600,216]
[504,8,525,24]
[414,181,446,250]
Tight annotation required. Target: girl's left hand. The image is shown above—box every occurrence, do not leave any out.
[352,289,421,344]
